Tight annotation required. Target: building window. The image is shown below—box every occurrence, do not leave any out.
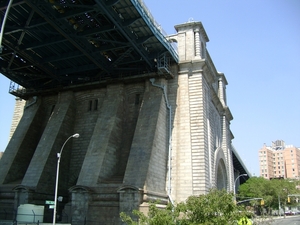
[94,99,98,110]
[88,99,99,111]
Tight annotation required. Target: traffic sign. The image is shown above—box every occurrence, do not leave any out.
[45,200,55,205]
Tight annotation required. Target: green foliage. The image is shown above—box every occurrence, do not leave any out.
[120,203,179,225]
[239,177,300,210]
[179,189,246,225]
[120,189,248,225]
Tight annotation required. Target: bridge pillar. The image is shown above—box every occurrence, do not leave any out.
[0,96,44,185]
[169,21,235,202]
[22,91,76,194]
[68,186,90,225]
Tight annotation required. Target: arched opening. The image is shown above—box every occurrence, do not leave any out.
[216,158,227,190]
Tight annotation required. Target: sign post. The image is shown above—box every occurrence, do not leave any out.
[45,200,55,209]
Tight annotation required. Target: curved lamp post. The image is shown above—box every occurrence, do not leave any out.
[234,173,248,200]
[0,0,14,53]
[53,133,80,225]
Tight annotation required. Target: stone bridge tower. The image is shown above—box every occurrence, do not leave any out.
[0,21,235,224]
[168,21,234,202]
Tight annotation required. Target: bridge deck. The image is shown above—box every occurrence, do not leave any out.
[0,0,178,98]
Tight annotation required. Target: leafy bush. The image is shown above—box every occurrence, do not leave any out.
[120,189,249,225]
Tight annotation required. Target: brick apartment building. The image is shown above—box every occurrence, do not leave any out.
[259,140,300,179]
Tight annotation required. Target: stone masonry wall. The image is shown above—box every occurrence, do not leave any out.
[189,71,209,195]
[70,88,107,186]
[77,84,125,186]
[0,97,46,185]
[123,81,165,192]
[22,91,76,194]
[9,97,25,141]
[145,80,168,193]
[169,71,193,202]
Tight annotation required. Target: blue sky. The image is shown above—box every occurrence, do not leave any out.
[0,0,299,176]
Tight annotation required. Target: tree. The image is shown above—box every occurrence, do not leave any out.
[179,189,247,225]
[120,189,249,225]
[239,177,300,214]
[239,177,271,210]
[120,203,179,225]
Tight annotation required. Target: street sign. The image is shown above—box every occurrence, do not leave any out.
[49,205,55,209]
[45,200,55,205]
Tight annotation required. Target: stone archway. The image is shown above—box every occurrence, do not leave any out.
[215,148,228,190]
[216,159,227,189]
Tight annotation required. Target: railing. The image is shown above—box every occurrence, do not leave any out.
[9,81,26,96]
[135,0,169,37]
[131,0,179,62]
[0,208,15,221]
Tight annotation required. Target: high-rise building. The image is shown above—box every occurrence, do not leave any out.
[259,140,300,179]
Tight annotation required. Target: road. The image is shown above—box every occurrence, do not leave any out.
[264,215,300,225]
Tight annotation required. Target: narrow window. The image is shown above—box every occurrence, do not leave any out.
[94,99,98,110]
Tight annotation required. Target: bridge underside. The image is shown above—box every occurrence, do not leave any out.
[0,0,177,98]
[0,2,251,224]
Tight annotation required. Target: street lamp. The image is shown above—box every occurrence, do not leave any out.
[53,133,79,225]
[0,0,14,53]
[234,173,248,198]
